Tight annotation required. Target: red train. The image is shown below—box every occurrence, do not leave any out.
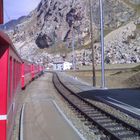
[0,31,44,140]
[21,61,44,89]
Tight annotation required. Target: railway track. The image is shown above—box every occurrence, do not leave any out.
[53,73,140,140]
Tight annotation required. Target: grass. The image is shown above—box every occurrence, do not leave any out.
[66,70,126,88]
[65,63,140,88]
[66,67,139,89]
[110,71,122,76]
[104,29,114,36]
[132,64,140,72]
[136,24,140,30]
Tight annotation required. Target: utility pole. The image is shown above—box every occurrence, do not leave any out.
[72,26,76,70]
[99,0,105,88]
[89,0,96,86]
[53,28,56,55]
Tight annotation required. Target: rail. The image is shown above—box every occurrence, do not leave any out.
[53,72,140,140]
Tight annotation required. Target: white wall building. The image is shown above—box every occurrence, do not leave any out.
[53,62,64,71]
[53,61,72,71]
[63,62,72,70]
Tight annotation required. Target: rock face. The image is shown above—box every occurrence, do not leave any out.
[92,0,134,29]
[94,22,140,64]
[35,0,88,45]
[35,33,50,49]
[3,0,140,65]
[124,71,140,88]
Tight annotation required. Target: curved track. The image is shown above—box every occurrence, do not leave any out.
[53,73,140,140]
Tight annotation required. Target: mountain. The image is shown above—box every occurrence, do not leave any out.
[0,16,27,30]
[4,0,140,65]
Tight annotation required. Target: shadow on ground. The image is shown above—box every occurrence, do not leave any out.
[78,88,140,108]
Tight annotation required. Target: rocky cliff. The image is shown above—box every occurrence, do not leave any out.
[3,0,140,65]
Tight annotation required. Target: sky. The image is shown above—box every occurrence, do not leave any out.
[4,0,41,23]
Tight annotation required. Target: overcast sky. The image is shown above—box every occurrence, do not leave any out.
[4,0,41,23]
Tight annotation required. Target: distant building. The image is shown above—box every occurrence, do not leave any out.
[53,61,72,71]
[53,62,64,71]
[63,61,72,70]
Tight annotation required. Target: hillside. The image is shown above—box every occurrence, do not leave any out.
[2,0,140,65]
[0,16,27,30]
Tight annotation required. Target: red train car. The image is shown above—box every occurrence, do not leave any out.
[38,65,44,76]
[21,60,32,89]
[31,63,39,80]
[0,31,44,140]
[0,31,22,140]
[21,62,44,89]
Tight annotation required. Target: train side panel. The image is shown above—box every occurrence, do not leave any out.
[0,31,44,140]
[24,63,32,86]
[31,64,39,80]
[34,65,39,78]
[21,63,25,89]
[0,46,9,140]
[21,62,32,89]
[7,47,22,140]
[0,31,22,140]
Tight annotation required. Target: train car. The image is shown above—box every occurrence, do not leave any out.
[0,31,22,140]
[38,65,44,76]
[0,31,44,140]
[22,62,44,89]
[31,63,39,80]
[21,60,32,89]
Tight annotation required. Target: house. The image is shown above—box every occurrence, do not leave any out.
[53,61,72,71]
[63,61,72,70]
[53,62,64,71]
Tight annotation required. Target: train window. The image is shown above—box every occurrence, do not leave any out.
[17,61,20,87]
[15,61,17,89]
[17,62,19,84]
[14,60,17,93]
[19,62,21,83]
[16,61,18,88]
[24,63,31,74]
[13,59,15,95]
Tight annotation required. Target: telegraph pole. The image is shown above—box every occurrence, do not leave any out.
[53,28,56,55]
[72,26,76,70]
[99,0,105,88]
[89,0,96,86]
